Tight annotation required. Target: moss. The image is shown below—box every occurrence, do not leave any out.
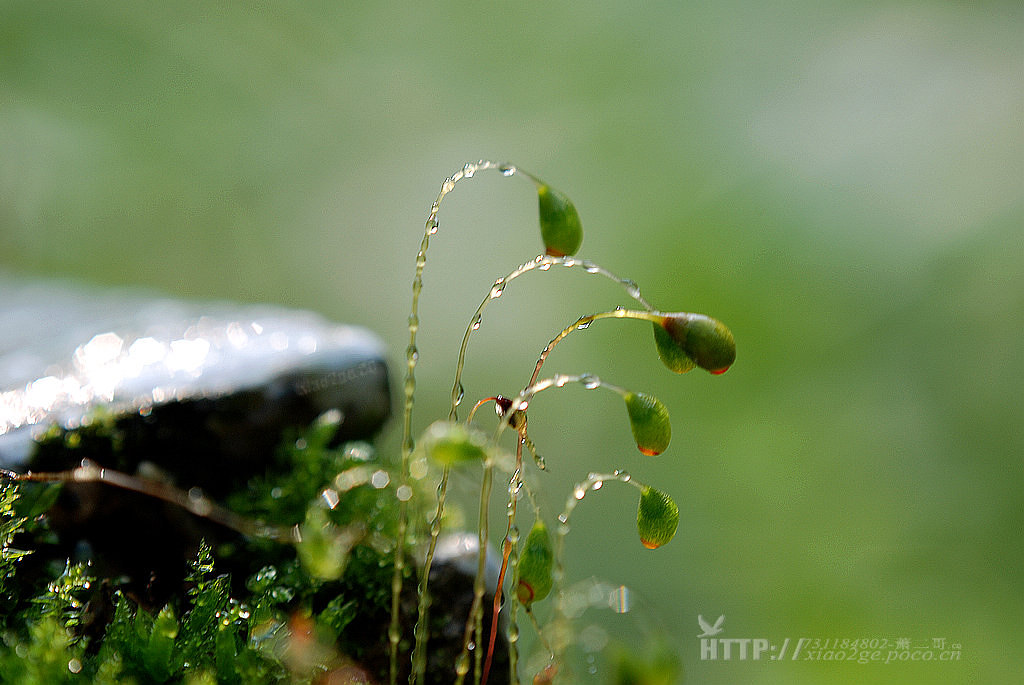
[0,415,430,684]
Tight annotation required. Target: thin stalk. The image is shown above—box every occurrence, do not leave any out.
[407,464,451,682]
[550,471,645,665]
[453,462,494,685]
[482,457,547,685]
[523,607,556,664]
[450,256,653,422]
[484,443,523,685]
[392,160,515,685]
[529,309,666,388]
[491,372,637,447]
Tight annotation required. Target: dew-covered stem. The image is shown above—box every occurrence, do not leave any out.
[454,463,494,685]
[523,607,555,663]
[550,471,641,664]
[393,160,517,685]
[481,437,538,685]
[491,373,631,447]
[529,309,665,388]
[408,465,451,685]
[450,257,653,422]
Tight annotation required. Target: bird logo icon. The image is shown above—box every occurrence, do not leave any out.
[697,614,725,637]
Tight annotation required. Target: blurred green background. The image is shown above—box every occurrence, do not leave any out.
[2,2,1021,683]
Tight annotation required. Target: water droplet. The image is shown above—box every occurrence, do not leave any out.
[581,374,600,389]
[426,219,438,235]
[455,383,465,404]
[499,164,516,176]
[396,485,413,502]
[410,457,428,480]
[593,480,603,490]
[489,281,506,299]
[321,488,340,509]
[609,585,631,613]
[577,320,591,330]
[582,260,600,273]
[471,315,482,330]
[463,163,476,178]
[574,487,586,500]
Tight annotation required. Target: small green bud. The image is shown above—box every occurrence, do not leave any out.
[637,486,679,549]
[658,313,736,375]
[421,421,489,466]
[624,391,671,456]
[537,183,583,257]
[516,519,554,607]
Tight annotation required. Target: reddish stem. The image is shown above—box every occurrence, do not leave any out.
[481,437,525,685]
[481,535,513,685]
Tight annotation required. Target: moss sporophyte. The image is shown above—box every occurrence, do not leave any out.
[0,160,735,684]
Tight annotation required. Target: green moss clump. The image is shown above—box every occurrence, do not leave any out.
[0,415,415,684]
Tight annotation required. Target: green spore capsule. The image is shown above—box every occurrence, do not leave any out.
[637,486,679,549]
[652,323,697,374]
[658,313,736,375]
[537,183,583,257]
[421,421,489,466]
[624,392,671,456]
[516,519,554,607]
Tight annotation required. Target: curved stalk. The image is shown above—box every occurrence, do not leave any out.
[450,256,653,422]
[394,160,525,685]
[549,471,645,665]
[529,309,665,388]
